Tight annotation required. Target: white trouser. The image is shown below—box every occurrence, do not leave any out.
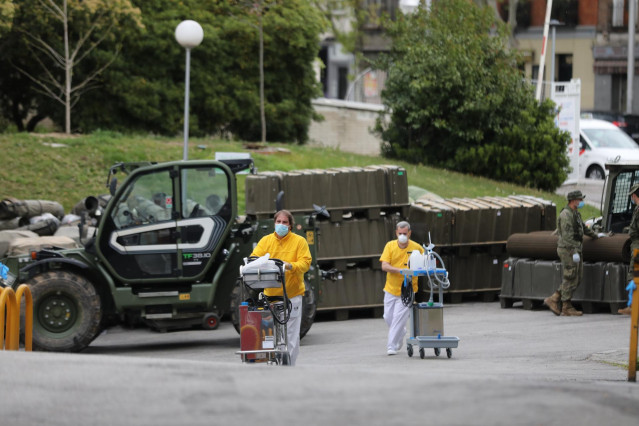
[383,290,410,351]
[286,295,303,366]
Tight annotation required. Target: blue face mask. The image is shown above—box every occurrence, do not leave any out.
[275,223,289,237]
[577,201,585,209]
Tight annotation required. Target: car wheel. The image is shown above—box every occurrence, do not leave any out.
[586,165,605,180]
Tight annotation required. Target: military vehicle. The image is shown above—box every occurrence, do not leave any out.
[0,159,325,352]
[501,161,639,311]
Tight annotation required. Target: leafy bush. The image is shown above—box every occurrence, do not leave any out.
[375,0,570,191]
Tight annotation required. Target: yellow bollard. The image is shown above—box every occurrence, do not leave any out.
[630,249,639,382]
[0,287,19,350]
[16,284,33,352]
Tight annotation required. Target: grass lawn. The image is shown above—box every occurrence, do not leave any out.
[0,131,600,220]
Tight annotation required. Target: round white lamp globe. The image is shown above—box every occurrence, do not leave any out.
[175,20,204,49]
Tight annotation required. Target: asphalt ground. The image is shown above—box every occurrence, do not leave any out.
[555,178,605,208]
[1,301,638,426]
[0,178,633,426]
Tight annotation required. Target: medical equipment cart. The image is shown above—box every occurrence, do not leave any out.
[402,244,459,359]
[236,256,292,365]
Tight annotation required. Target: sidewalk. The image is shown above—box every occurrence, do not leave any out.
[556,178,605,208]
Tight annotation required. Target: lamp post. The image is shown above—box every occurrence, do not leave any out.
[549,19,564,86]
[175,20,204,161]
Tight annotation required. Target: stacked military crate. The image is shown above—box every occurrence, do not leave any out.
[245,165,410,313]
[408,195,556,302]
[500,231,631,313]
[501,258,629,313]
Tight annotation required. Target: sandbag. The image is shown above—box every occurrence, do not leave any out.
[54,224,97,245]
[0,230,39,258]
[0,217,29,231]
[506,231,631,263]
[17,217,60,236]
[7,236,80,256]
[0,198,65,220]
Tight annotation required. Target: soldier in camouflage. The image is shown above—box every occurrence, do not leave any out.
[544,190,601,316]
[620,184,639,315]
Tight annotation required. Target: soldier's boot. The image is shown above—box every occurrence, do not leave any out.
[618,306,632,315]
[560,301,583,316]
[543,291,562,316]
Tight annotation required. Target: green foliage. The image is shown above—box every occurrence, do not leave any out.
[375,0,570,191]
[58,0,324,142]
[0,0,143,132]
[0,0,15,36]
[0,0,323,142]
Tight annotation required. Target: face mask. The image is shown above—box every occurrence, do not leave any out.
[275,223,289,237]
[632,198,636,205]
[398,234,408,244]
[577,201,585,209]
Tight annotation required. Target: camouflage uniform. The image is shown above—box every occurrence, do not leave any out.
[556,204,598,301]
[621,184,639,315]
[626,204,639,282]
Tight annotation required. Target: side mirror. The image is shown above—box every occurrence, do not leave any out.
[109,177,118,196]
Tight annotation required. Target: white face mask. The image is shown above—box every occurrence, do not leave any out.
[398,234,408,244]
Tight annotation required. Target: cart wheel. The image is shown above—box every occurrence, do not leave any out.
[434,348,441,357]
[446,348,452,358]
[419,348,425,359]
[407,345,413,357]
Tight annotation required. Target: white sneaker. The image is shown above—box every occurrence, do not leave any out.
[387,349,397,356]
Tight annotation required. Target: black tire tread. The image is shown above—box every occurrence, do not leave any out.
[25,270,102,352]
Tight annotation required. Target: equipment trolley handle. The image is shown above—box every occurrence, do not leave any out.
[241,256,292,324]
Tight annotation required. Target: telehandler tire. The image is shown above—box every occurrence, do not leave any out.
[22,270,102,352]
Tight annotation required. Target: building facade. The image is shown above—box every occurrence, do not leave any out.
[319,0,639,113]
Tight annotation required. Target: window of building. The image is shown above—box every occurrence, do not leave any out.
[338,66,348,100]
[613,0,625,27]
[557,54,573,82]
[612,74,628,111]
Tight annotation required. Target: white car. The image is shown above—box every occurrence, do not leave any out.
[579,118,639,179]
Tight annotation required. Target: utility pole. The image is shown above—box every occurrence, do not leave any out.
[627,0,636,114]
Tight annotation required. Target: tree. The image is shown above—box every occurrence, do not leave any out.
[375,0,570,191]
[0,1,15,37]
[1,0,325,142]
[6,0,143,133]
[71,0,325,143]
[231,0,279,144]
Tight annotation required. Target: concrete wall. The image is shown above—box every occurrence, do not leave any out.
[308,98,386,157]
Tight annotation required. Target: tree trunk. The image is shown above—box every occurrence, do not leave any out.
[259,11,266,144]
[64,0,71,134]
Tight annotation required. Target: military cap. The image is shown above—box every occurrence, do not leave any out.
[566,190,585,201]
[628,183,639,197]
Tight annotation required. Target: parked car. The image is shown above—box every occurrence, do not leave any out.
[581,110,639,143]
[579,118,639,179]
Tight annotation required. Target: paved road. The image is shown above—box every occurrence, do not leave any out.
[556,178,605,208]
[2,302,638,425]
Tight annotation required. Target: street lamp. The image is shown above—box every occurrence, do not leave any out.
[175,20,204,161]
[549,19,564,85]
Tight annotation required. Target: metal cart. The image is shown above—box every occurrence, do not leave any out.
[402,244,460,359]
[236,256,292,366]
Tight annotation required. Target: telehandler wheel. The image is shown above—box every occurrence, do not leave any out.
[23,270,102,352]
[299,281,316,339]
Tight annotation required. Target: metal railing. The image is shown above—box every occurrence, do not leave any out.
[0,285,33,351]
